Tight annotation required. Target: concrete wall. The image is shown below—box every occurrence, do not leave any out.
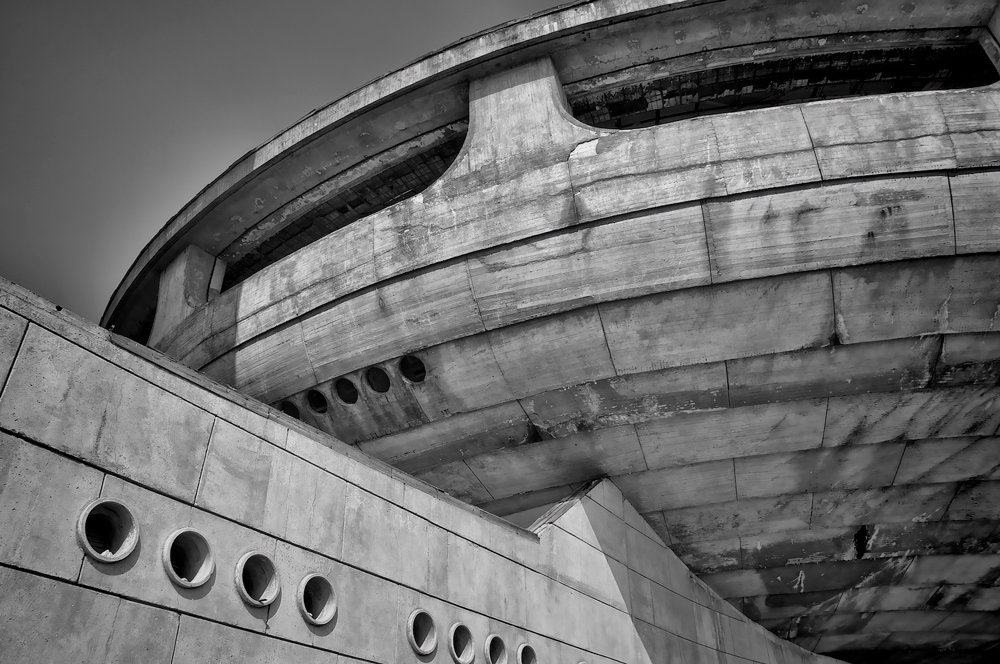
[0,277,840,662]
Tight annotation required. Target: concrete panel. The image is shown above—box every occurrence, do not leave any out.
[614,459,737,512]
[283,426,405,507]
[894,437,1000,484]
[661,494,814,543]
[601,271,835,375]
[743,590,843,621]
[468,203,710,329]
[952,170,1000,253]
[727,336,939,406]
[0,307,26,389]
[407,333,516,418]
[264,540,399,660]
[302,261,485,387]
[553,495,628,564]
[670,538,742,574]
[197,419,348,558]
[396,508,449,598]
[359,401,531,474]
[866,520,1000,558]
[569,105,819,222]
[945,480,1000,521]
[413,459,495,504]
[80,476,273,631]
[734,442,907,499]
[931,584,1000,611]
[0,432,103,579]
[465,425,646,500]
[833,255,1000,344]
[836,585,939,614]
[340,483,404,581]
[201,321,315,403]
[811,484,957,528]
[800,92,958,178]
[636,400,827,468]
[823,387,1000,447]
[704,558,912,599]
[901,554,1000,586]
[0,325,214,501]
[0,566,179,664]
[651,581,697,640]
[934,332,1000,388]
[487,306,615,397]
[536,521,629,612]
[520,361,728,438]
[173,614,330,664]
[704,177,954,282]
[741,527,857,569]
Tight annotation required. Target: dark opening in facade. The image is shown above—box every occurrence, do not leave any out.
[163,528,214,588]
[399,355,427,383]
[571,43,1000,129]
[486,635,508,664]
[236,551,280,607]
[407,609,437,655]
[335,377,359,404]
[307,389,329,413]
[279,401,300,419]
[366,367,391,393]
[76,498,139,563]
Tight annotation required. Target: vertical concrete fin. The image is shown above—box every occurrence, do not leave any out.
[463,57,596,172]
[148,245,218,349]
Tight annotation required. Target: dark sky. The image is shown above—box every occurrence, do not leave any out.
[0,0,567,324]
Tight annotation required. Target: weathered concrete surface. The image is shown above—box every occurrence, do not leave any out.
[72,0,1000,661]
[0,277,849,663]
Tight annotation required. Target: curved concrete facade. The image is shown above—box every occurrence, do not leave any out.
[95,1,1000,662]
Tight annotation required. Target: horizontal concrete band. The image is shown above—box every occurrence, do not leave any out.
[259,250,1000,448]
[104,0,993,331]
[162,84,1000,404]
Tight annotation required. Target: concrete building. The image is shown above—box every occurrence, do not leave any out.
[3,1,1000,662]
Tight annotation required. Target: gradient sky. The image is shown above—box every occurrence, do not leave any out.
[0,0,568,324]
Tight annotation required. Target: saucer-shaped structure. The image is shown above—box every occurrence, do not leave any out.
[105,2,1000,661]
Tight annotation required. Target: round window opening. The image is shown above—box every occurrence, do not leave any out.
[279,401,300,419]
[297,573,337,626]
[334,378,359,404]
[407,608,437,655]
[307,389,329,414]
[517,644,538,664]
[485,634,507,664]
[163,527,214,588]
[399,355,426,383]
[365,367,391,393]
[235,551,280,607]
[76,498,139,563]
[449,623,475,664]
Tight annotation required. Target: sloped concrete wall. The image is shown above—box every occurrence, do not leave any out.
[0,276,838,663]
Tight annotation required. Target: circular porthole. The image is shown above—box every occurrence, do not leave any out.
[365,367,391,393]
[235,551,280,607]
[162,528,214,588]
[306,390,329,414]
[485,634,507,664]
[297,573,337,626]
[76,498,139,563]
[449,622,475,664]
[334,378,359,404]
[279,401,300,419]
[407,608,437,655]
[517,644,537,664]
[399,355,427,383]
